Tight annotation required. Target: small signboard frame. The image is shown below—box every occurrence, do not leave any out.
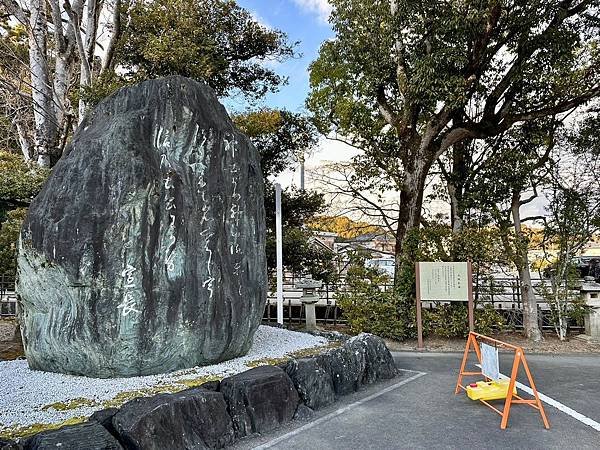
[415,261,474,350]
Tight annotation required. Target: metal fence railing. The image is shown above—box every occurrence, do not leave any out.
[264,275,585,330]
[0,274,16,317]
[472,277,584,331]
[0,274,585,330]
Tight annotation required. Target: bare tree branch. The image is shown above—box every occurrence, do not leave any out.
[376,85,399,127]
[0,0,27,24]
[311,164,400,234]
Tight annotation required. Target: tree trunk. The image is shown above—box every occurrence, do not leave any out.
[101,0,122,74]
[517,256,543,341]
[77,0,99,121]
[28,0,59,167]
[448,141,469,233]
[393,159,429,287]
[511,193,543,342]
[448,182,464,233]
[13,118,32,161]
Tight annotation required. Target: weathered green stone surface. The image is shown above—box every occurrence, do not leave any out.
[17,76,267,377]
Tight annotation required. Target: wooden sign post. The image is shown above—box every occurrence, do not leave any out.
[455,332,550,429]
[415,261,474,350]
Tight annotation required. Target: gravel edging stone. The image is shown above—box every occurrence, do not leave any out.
[5,332,398,449]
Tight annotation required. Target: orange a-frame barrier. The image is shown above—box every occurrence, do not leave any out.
[455,332,550,429]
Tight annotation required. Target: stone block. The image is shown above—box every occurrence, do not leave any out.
[22,422,122,450]
[285,357,335,410]
[0,438,22,450]
[220,366,299,438]
[317,346,364,396]
[89,407,119,437]
[112,388,234,450]
[349,334,398,384]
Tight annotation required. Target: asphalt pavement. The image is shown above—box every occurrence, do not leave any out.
[232,351,600,450]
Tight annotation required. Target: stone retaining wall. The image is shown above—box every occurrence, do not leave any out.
[0,334,397,450]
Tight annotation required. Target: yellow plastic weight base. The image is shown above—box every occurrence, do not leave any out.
[466,380,517,401]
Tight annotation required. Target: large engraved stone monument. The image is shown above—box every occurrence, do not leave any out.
[17,76,267,377]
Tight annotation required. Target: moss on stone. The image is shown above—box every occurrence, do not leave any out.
[0,416,87,440]
[98,376,222,409]
[245,342,339,368]
[245,357,290,368]
[174,374,222,388]
[41,397,98,412]
[289,341,341,358]
[100,388,160,409]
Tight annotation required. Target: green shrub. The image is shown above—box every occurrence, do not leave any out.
[0,208,26,275]
[566,297,591,327]
[474,304,506,336]
[337,289,408,341]
[0,151,49,216]
[337,229,507,341]
[339,293,505,340]
[424,303,505,338]
[336,250,412,340]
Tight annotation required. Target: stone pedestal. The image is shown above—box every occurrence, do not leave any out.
[296,278,322,332]
[302,299,319,331]
[581,279,600,341]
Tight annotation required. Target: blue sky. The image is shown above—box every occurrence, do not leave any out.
[226,1,359,191]
[231,0,333,112]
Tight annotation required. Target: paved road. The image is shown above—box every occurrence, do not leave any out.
[233,352,600,450]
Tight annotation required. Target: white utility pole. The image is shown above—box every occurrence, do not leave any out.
[299,151,305,191]
[275,183,284,326]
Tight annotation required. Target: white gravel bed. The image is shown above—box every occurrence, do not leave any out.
[0,326,328,433]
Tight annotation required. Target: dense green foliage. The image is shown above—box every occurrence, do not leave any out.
[309,0,600,152]
[0,151,49,216]
[86,0,295,102]
[336,252,407,340]
[338,229,507,340]
[338,253,505,340]
[307,0,600,307]
[0,151,49,275]
[234,109,317,178]
[570,113,600,155]
[0,208,26,275]
[393,224,507,326]
[424,304,505,338]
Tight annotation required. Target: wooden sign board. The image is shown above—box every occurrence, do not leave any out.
[415,261,473,350]
[418,262,469,301]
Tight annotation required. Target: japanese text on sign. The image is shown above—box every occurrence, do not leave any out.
[418,262,469,301]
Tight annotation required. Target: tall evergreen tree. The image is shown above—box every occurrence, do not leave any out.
[308,0,600,287]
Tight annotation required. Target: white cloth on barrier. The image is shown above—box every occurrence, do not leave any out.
[480,342,500,381]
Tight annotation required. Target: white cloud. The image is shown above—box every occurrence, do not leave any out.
[249,10,272,29]
[272,136,359,189]
[293,0,332,23]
